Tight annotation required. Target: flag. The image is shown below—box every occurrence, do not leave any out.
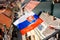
[13,11,43,35]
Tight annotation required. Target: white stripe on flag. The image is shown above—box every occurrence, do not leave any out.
[13,11,35,26]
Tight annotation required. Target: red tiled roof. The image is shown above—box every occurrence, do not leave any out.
[25,1,40,11]
[0,13,12,29]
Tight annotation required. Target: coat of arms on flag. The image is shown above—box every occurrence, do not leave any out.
[13,11,43,35]
[27,16,35,23]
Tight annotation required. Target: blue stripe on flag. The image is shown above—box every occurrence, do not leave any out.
[17,20,31,30]
[34,14,39,19]
[16,14,39,30]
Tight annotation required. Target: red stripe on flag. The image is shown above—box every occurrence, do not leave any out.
[20,18,43,35]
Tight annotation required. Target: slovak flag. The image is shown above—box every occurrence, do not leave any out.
[13,12,43,35]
